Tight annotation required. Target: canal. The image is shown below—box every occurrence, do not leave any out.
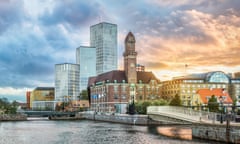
[0,119,223,144]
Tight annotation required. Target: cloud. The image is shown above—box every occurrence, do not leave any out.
[0,0,240,102]
[0,0,24,34]
[0,20,56,88]
[0,87,29,96]
[133,8,240,76]
[39,1,102,28]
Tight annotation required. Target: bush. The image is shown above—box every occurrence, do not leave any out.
[169,94,181,106]
[135,99,168,114]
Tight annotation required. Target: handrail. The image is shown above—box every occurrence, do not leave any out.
[147,106,218,123]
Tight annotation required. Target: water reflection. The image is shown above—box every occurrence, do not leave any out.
[156,126,192,140]
[0,120,219,144]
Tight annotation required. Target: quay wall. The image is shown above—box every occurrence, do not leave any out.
[192,123,240,143]
[82,112,148,125]
[49,113,85,120]
[0,114,27,121]
[81,112,163,125]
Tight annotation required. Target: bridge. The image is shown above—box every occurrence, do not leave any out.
[21,110,77,117]
[147,106,222,124]
[147,106,240,143]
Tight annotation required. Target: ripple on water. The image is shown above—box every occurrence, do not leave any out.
[0,120,220,144]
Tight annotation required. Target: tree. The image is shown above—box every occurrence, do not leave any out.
[169,94,181,106]
[134,99,168,114]
[79,90,88,100]
[152,99,168,106]
[0,98,18,114]
[208,95,219,112]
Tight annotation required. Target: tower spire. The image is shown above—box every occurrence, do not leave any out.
[124,32,137,84]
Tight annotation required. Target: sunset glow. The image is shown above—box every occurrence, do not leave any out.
[0,0,239,101]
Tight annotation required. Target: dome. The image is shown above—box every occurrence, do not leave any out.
[206,71,230,83]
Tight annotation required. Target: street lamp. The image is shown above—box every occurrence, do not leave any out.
[219,96,224,124]
[129,84,135,115]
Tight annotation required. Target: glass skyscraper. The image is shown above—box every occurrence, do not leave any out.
[55,63,80,101]
[76,46,96,92]
[90,22,118,75]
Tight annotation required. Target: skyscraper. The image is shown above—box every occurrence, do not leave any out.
[55,63,80,101]
[90,22,118,75]
[76,46,96,92]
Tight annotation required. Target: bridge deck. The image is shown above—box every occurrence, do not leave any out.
[147,106,240,125]
[21,111,77,117]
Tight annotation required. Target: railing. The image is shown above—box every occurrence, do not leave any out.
[147,106,218,123]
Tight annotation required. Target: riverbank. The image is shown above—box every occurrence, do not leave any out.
[48,113,85,120]
[0,114,27,121]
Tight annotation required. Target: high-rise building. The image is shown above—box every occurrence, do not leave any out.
[90,22,118,75]
[76,46,96,92]
[55,63,80,102]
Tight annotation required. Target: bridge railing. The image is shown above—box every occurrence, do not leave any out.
[147,106,218,123]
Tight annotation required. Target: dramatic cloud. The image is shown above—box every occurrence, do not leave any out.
[0,0,24,34]
[39,1,103,28]
[0,0,240,101]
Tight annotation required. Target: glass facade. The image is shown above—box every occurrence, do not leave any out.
[90,22,118,75]
[208,71,229,83]
[55,63,80,101]
[76,46,96,92]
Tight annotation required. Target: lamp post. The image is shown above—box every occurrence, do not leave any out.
[219,96,223,124]
[129,84,135,115]
[226,105,231,143]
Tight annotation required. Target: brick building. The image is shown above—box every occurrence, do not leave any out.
[88,32,161,113]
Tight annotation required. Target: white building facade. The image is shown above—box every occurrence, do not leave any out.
[55,63,80,101]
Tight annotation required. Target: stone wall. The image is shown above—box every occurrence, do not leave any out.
[192,123,240,143]
[81,112,165,125]
[0,114,27,121]
[82,112,149,125]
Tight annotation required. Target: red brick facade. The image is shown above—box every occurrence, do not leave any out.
[88,32,161,113]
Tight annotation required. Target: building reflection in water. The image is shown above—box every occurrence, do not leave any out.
[156,126,192,140]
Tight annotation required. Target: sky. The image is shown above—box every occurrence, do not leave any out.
[0,0,240,102]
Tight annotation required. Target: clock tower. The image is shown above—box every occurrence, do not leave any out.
[123,32,137,84]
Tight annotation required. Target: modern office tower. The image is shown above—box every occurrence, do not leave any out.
[55,63,80,102]
[90,22,118,75]
[76,46,96,92]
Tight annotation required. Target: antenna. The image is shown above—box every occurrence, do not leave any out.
[99,15,102,23]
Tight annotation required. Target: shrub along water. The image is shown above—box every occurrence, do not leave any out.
[135,99,169,114]
[0,98,18,114]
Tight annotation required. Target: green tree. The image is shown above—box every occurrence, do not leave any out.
[208,95,219,112]
[134,99,168,114]
[79,90,88,100]
[169,94,181,106]
[152,99,169,106]
[0,98,18,114]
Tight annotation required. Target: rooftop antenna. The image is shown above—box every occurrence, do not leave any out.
[99,15,102,23]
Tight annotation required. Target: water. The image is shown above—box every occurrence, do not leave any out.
[0,119,218,144]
